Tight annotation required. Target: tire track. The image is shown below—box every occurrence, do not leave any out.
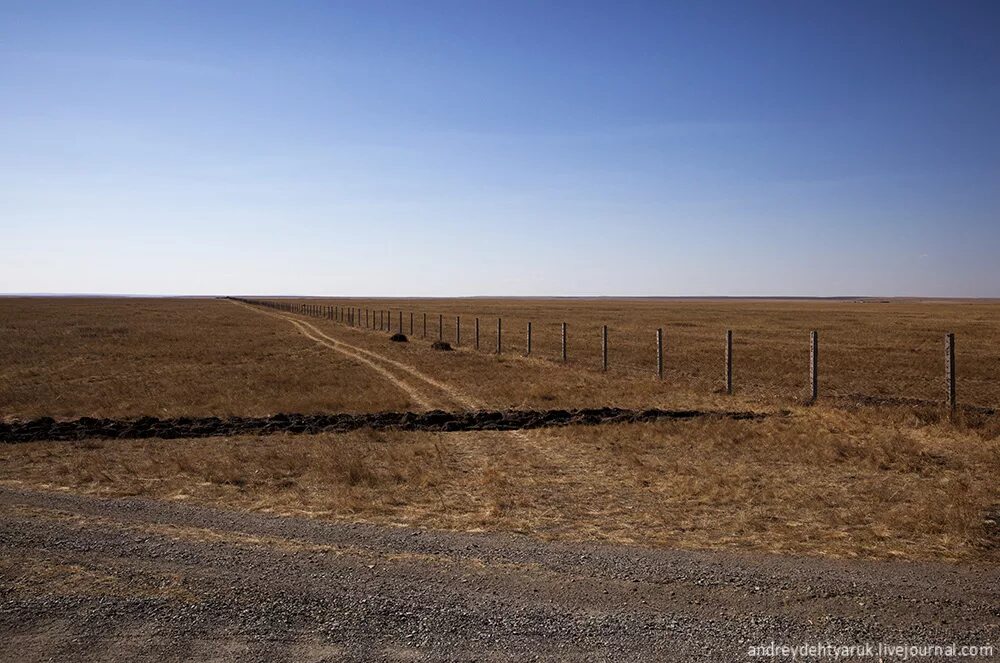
[287,319,436,411]
[295,318,482,410]
[232,301,479,411]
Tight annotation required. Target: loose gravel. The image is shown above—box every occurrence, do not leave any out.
[1,487,996,662]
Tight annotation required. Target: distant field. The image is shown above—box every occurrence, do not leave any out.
[0,297,415,419]
[281,296,1000,409]
[2,296,997,419]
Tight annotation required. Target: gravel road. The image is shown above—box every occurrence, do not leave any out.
[1,487,996,662]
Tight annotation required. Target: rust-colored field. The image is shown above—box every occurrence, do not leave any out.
[0,297,415,419]
[1,296,998,563]
[4,296,998,418]
[276,296,1000,409]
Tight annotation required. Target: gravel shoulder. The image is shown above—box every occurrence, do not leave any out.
[1,487,997,662]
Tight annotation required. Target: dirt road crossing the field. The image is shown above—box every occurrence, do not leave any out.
[234,301,481,412]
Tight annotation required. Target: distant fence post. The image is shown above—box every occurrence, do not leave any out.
[496,318,502,354]
[656,328,663,380]
[335,305,338,321]
[475,318,480,350]
[423,313,427,338]
[602,325,608,372]
[456,316,461,345]
[725,330,733,395]
[379,310,383,331]
[526,321,532,355]
[365,308,369,328]
[561,323,567,362]
[945,332,956,412]
[398,311,403,334]
[410,312,414,335]
[809,331,819,402]
[438,314,443,341]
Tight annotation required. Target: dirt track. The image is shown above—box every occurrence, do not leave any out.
[235,301,482,411]
[1,487,997,662]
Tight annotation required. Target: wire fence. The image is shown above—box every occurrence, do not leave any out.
[230,297,997,412]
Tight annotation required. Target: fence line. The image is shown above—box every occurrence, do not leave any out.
[229,298,967,410]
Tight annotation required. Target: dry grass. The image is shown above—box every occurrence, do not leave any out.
[2,407,997,563]
[292,296,1000,408]
[3,296,999,563]
[0,297,415,419]
[4,296,998,417]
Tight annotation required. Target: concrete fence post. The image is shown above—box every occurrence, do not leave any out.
[656,328,663,380]
[809,331,819,401]
[725,330,734,395]
[945,332,956,411]
[602,325,608,372]
[561,322,567,362]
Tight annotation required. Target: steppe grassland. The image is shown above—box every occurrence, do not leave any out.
[1,296,998,563]
[2,407,997,562]
[0,297,414,419]
[299,297,1000,407]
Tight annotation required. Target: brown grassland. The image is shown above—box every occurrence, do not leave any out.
[288,295,1000,407]
[1,296,998,563]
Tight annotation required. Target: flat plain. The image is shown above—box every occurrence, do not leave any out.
[3,296,999,660]
[1,296,998,562]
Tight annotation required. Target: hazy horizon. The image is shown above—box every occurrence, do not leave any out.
[2,1,999,297]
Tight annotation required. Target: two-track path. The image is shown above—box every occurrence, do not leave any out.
[2,487,997,662]
[234,301,482,412]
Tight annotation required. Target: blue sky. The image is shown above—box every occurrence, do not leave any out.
[2,1,998,296]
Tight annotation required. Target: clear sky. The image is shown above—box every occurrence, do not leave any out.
[2,1,998,297]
